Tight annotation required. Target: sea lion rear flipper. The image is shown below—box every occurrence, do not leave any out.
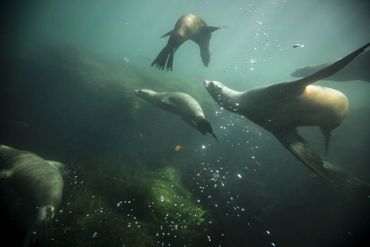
[273,129,330,180]
[293,43,370,88]
[151,38,177,71]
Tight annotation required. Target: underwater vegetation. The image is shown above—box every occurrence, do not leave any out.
[52,157,209,247]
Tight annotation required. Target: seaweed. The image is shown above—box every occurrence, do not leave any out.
[51,156,210,247]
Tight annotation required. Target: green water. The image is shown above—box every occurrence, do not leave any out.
[1,0,369,246]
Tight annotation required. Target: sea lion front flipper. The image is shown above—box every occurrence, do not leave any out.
[158,96,180,114]
[273,129,330,180]
[320,127,332,155]
[322,161,370,189]
[293,43,370,88]
[23,205,55,246]
[195,118,218,141]
[0,169,13,179]
[204,26,221,33]
[160,96,176,108]
[160,30,173,38]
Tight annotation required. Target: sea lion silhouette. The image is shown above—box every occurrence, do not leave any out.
[151,14,221,71]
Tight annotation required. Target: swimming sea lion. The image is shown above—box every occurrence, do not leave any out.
[203,43,370,184]
[291,50,370,82]
[0,145,64,246]
[134,89,217,140]
[151,14,221,71]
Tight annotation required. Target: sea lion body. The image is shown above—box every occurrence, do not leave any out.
[151,14,221,71]
[135,89,217,139]
[0,145,64,246]
[235,85,348,131]
[204,43,369,182]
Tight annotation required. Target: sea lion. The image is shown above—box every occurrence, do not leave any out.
[203,43,370,184]
[0,145,64,246]
[291,50,370,82]
[134,89,217,140]
[151,14,221,71]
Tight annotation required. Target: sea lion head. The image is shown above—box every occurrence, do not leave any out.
[203,80,224,96]
[134,89,157,101]
[203,80,240,111]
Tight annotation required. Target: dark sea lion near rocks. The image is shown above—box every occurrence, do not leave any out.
[0,145,64,246]
[203,43,370,186]
[134,89,217,140]
[291,50,370,82]
[151,14,222,71]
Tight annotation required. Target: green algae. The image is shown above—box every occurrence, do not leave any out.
[52,159,210,247]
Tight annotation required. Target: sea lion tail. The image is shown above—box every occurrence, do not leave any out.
[196,119,218,141]
[151,44,176,71]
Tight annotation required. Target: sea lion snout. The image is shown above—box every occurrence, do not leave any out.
[134,89,148,98]
[203,80,210,87]
[203,80,222,91]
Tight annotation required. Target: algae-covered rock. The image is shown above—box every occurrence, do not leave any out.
[148,166,210,246]
[52,159,210,247]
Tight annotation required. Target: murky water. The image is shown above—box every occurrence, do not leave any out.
[1,0,370,246]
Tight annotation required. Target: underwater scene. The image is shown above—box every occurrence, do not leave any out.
[1,0,370,246]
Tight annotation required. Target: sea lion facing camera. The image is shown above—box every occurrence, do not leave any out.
[135,89,217,140]
[204,43,370,185]
[151,14,222,71]
[0,145,64,246]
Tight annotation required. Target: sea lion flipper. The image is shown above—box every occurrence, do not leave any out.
[22,205,54,246]
[204,26,221,33]
[160,96,176,107]
[151,43,176,71]
[160,30,173,38]
[195,118,218,141]
[273,129,330,180]
[323,161,370,189]
[0,169,13,179]
[293,43,370,88]
[47,160,64,169]
[320,127,332,155]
